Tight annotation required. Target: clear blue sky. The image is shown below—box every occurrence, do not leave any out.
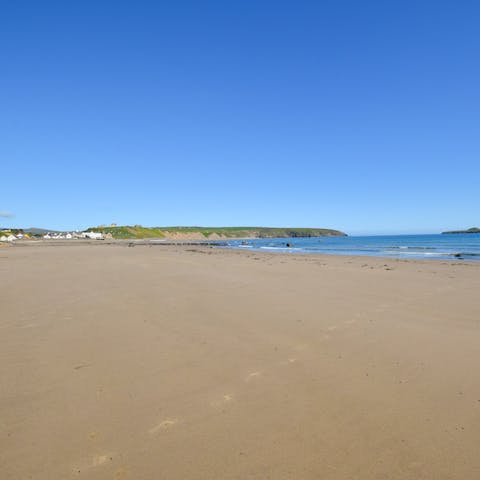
[1,1,479,234]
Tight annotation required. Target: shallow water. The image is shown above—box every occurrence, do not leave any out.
[225,233,480,261]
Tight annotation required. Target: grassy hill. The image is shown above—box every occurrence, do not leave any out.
[85,225,347,239]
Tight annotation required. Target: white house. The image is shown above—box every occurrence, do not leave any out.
[81,231,104,240]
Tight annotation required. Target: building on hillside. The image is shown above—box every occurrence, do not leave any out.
[81,232,104,240]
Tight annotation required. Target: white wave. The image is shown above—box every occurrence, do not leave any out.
[259,246,303,251]
[384,250,450,256]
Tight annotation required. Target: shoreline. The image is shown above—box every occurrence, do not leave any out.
[5,238,480,264]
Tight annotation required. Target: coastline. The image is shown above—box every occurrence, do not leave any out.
[2,243,480,479]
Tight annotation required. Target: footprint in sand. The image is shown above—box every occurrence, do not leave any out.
[74,363,90,370]
[149,418,179,435]
[280,358,297,366]
[92,454,111,466]
[115,466,128,479]
[245,371,261,382]
[211,394,234,407]
[73,453,115,474]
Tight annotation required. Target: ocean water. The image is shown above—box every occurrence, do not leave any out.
[225,234,480,261]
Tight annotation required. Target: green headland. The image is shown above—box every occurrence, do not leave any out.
[85,225,347,240]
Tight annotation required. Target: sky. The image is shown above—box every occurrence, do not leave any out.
[1,0,479,235]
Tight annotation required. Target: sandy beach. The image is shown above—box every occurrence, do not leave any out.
[1,242,480,479]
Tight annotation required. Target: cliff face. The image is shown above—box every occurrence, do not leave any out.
[442,227,480,234]
[85,226,348,240]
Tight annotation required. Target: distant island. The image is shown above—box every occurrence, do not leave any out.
[86,225,347,240]
[442,227,480,234]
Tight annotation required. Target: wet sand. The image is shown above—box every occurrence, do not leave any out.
[1,243,480,479]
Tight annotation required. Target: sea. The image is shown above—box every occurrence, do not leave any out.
[225,233,480,261]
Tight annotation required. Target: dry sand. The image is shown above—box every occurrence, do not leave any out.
[1,243,480,479]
